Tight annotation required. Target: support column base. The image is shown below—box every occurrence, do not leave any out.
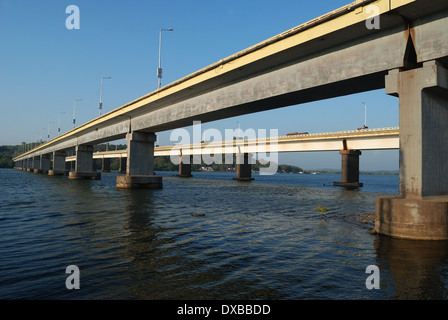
[233,177,254,181]
[33,169,47,174]
[375,195,448,240]
[333,181,363,188]
[177,174,193,178]
[68,171,101,180]
[48,169,68,176]
[116,175,162,189]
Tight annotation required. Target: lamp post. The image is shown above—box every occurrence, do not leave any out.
[362,102,368,128]
[73,99,83,129]
[47,121,55,139]
[158,28,174,89]
[58,112,66,135]
[99,76,112,116]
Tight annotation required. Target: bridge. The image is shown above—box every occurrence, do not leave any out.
[60,126,399,185]
[12,0,448,240]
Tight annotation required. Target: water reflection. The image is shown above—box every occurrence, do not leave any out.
[375,236,448,299]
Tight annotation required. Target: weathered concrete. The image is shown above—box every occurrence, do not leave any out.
[376,196,448,240]
[375,61,448,240]
[116,132,162,189]
[49,151,68,176]
[333,149,363,188]
[233,153,254,181]
[68,145,101,180]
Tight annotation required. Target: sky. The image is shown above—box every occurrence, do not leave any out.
[0,0,399,171]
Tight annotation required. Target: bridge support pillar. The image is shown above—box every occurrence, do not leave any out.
[101,158,111,173]
[178,155,193,177]
[32,156,41,173]
[375,61,448,240]
[333,150,363,188]
[35,154,51,174]
[233,153,254,181]
[118,157,126,174]
[49,151,68,176]
[68,145,101,180]
[116,132,162,189]
[26,158,32,172]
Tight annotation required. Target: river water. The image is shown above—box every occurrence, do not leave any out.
[1,168,448,300]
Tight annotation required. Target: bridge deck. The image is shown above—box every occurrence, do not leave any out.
[64,127,399,161]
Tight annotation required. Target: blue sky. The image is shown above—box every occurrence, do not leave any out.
[0,0,399,170]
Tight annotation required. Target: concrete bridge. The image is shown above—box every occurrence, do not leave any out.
[12,0,448,240]
[59,126,399,185]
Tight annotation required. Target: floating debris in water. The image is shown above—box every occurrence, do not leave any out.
[192,213,205,217]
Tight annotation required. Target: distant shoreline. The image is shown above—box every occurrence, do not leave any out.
[305,170,399,175]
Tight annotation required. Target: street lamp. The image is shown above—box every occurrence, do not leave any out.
[99,76,112,116]
[73,99,83,128]
[158,28,174,89]
[48,121,55,139]
[362,102,368,129]
[58,112,66,135]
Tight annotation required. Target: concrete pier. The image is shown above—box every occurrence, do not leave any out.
[178,155,193,178]
[68,145,101,180]
[333,149,363,188]
[26,158,32,171]
[49,151,68,176]
[101,158,111,173]
[116,132,162,189]
[233,153,254,181]
[375,61,448,240]
[118,157,126,174]
[32,156,41,173]
[37,154,51,174]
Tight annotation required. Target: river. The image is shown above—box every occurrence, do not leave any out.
[1,168,448,300]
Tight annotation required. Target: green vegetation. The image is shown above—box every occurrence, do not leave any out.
[315,205,328,219]
[0,145,21,168]
[152,155,304,173]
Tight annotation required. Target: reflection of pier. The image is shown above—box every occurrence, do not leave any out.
[375,237,448,299]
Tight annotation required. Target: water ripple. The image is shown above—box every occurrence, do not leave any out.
[2,169,448,299]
